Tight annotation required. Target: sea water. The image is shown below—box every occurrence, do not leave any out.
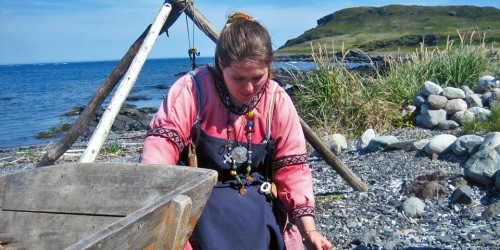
[0,57,321,149]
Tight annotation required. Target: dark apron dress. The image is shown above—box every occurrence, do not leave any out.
[180,123,286,250]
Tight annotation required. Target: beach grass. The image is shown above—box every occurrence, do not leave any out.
[292,31,498,138]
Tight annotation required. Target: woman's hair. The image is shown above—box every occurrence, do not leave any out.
[210,12,274,80]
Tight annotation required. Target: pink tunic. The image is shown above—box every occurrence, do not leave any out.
[141,67,314,249]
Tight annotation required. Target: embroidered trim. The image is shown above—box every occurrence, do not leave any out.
[289,205,315,220]
[214,78,266,115]
[272,154,307,169]
[146,127,186,152]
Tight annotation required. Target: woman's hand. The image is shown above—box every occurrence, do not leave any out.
[302,230,334,250]
[296,216,334,250]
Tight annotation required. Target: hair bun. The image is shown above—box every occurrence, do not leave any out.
[226,11,256,24]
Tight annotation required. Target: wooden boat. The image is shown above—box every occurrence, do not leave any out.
[0,163,217,250]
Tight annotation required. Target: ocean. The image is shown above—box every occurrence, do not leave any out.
[0,57,320,149]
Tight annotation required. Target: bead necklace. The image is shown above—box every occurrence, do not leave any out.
[225,110,255,195]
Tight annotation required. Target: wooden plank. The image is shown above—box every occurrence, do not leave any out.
[0,210,119,250]
[2,163,217,216]
[66,195,192,250]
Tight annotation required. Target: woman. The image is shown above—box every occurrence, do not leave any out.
[141,12,333,250]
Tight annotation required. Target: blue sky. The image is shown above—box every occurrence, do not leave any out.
[0,0,498,65]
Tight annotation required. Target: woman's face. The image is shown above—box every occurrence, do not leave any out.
[220,60,269,104]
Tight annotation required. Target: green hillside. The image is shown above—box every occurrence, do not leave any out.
[276,5,500,55]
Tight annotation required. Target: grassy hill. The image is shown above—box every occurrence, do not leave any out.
[276,5,500,55]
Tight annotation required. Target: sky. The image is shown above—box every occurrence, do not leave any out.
[0,0,499,65]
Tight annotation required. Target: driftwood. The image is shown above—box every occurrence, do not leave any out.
[80,3,173,163]
[300,118,369,192]
[36,1,184,167]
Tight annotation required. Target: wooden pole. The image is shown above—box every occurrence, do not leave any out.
[300,118,369,192]
[79,3,173,163]
[179,2,369,192]
[171,0,219,43]
[36,1,183,167]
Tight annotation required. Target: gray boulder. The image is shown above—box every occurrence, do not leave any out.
[437,120,460,130]
[476,75,497,93]
[402,197,425,217]
[442,87,466,99]
[463,149,500,185]
[452,135,483,156]
[451,110,475,125]
[464,94,483,108]
[366,135,400,152]
[450,185,473,204]
[427,94,448,109]
[468,107,492,122]
[413,93,426,107]
[479,132,500,151]
[357,129,376,150]
[445,99,468,115]
[418,109,447,129]
[460,85,475,96]
[421,81,443,96]
[424,134,457,155]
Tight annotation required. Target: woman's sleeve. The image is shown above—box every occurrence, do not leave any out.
[271,89,316,221]
[140,74,199,165]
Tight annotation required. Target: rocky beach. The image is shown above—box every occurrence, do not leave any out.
[1,67,499,250]
[1,126,499,249]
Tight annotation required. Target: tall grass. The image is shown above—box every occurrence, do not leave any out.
[292,31,497,138]
[381,31,492,107]
[293,42,400,137]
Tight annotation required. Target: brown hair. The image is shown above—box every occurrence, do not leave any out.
[210,12,274,80]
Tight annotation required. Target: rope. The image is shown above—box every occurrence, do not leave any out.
[185,4,200,70]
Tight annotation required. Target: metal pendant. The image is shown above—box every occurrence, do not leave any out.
[232,146,248,163]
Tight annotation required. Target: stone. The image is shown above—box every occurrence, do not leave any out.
[461,85,476,96]
[331,133,348,150]
[421,81,443,96]
[366,136,400,152]
[402,197,425,217]
[476,75,497,93]
[437,120,460,130]
[468,107,492,122]
[419,103,431,115]
[451,110,475,125]
[450,185,473,204]
[427,94,448,109]
[413,93,426,107]
[413,139,430,151]
[488,90,500,108]
[442,87,466,99]
[452,135,483,156]
[463,149,500,185]
[424,134,457,155]
[479,132,500,151]
[321,135,341,155]
[419,109,447,129]
[464,94,483,108]
[481,92,492,106]
[445,99,468,115]
[357,129,375,150]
